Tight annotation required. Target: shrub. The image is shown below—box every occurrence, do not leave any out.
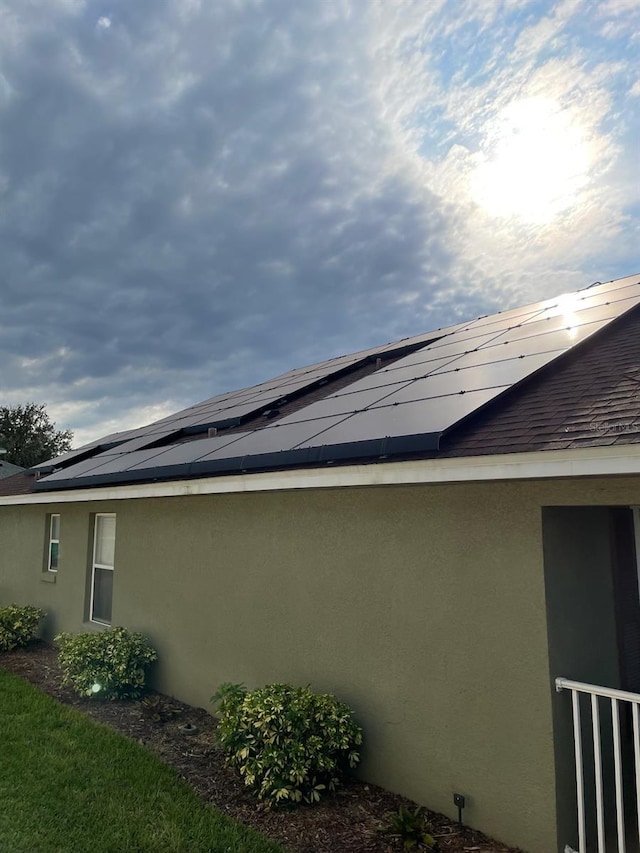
[140,695,180,724]
[0,605,45,652]
[211,682,363,807]
[380,806,437,850]
[55,626,158,700]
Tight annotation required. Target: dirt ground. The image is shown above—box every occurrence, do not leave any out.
[1,642,523,853]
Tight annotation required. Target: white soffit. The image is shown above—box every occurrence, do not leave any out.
[3,444,640,505]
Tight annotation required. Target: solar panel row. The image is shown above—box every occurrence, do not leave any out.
[34,274,640,491]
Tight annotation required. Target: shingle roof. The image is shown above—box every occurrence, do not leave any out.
[0,460,25,480]
[0,471,37,496]
[18,272,640,494]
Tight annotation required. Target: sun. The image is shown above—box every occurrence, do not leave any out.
[471,97,591,225]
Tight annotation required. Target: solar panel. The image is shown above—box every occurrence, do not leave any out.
[33,273,640,491]
[296,388,509,449]
[430,345,566,377]
[96,429,181,455]
[126,433,245,470]
[30,427,148,472]
[30,444,102,473]
[196,416,350,460]
[508,299,633,336]
[270,385,409,422]
[34,454,130,482]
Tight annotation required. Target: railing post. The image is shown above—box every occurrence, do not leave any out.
[591,693,605,853]
[570,689,586,852]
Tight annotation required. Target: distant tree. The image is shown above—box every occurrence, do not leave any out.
[0,403,73,468]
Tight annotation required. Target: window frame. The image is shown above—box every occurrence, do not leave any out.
[89,512,116,625]
[46,513,60,573]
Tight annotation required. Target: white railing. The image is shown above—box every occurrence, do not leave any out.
[556,677,640,853]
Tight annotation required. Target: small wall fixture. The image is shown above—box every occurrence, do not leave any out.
[453,792,466,824]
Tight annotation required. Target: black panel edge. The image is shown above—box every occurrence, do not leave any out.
[33,430,444,491]
[318,438,386,462]
[188,447,319,475]
[383,432,441,455]
[34,475,89,491]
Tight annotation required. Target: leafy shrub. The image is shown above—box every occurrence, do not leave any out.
[211,682,363,807]
[0,605,45,652]
[140,695,180,724]
[55,626,158,700]
[380,806,437,850]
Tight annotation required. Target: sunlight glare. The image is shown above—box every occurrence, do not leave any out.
[471,98,590,224]
[552,292,581,339]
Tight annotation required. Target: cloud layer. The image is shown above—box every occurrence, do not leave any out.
[0,0,638,445]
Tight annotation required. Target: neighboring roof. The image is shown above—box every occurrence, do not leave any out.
[0,460,25,480]
[0,470,36,497]
[24,272,640,493]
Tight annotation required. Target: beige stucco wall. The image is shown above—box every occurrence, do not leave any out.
[2,473,640,851]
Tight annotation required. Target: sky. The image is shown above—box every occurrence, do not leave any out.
[1,0,638,448]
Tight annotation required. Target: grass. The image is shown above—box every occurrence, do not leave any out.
[0,668,284,853]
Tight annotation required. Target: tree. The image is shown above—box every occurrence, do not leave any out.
[0,403,73,468]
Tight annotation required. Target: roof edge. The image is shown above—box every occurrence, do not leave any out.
[3,443,640,505]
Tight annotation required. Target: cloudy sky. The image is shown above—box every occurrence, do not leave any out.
[1,0,638,447]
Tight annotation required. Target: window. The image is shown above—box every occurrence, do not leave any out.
[47,514,60,573]
[90,514,116,624]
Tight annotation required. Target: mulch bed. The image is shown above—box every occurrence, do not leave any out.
[0,642,521,853]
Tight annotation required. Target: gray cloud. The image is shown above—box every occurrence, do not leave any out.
[0,0,637,444]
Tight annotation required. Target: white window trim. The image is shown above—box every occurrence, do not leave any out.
[89,513,116,625]
[47,513,60,573]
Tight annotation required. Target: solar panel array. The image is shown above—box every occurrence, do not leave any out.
[35,274,640,491]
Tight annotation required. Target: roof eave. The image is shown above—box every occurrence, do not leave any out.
[3,443,640,505]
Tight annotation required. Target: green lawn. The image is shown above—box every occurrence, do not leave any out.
[0,668,284,853]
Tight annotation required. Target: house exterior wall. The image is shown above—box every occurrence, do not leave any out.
[3,474,640,851]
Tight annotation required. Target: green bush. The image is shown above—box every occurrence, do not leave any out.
[380,806,437,850]
[211,682,363,807]
[0,605,45,652]
[55,626,158,700]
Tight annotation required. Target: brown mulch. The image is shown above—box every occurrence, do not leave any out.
[0,642,521,853]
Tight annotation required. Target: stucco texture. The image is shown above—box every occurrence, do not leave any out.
[3,474,640,850]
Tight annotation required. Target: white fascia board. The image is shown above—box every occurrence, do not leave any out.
[3,444,640,506]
